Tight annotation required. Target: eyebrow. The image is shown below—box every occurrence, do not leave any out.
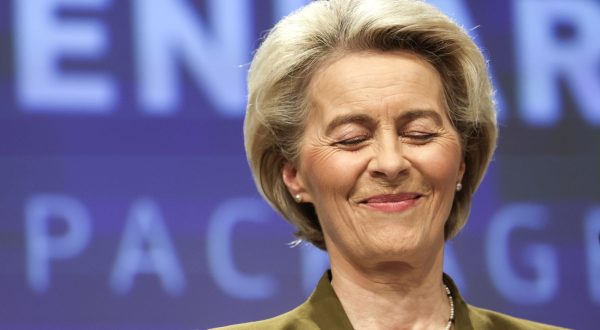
[398,109,444,127]
[324,109,443,135]
[325,113,376,135]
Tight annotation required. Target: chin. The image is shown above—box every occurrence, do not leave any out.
[363,238,420,259]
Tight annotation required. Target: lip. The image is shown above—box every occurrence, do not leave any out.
[359,193,422,213]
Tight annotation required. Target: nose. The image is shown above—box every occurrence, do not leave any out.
[368,133,408,180]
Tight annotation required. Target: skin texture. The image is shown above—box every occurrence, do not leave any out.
[283,50,465,329]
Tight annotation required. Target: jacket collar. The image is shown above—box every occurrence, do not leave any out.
[303,270,474,329]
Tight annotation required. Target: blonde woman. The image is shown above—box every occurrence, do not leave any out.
[216,1,566,329]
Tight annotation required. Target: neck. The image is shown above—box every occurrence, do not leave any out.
[329,246,450,330]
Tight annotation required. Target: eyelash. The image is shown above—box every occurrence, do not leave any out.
[335,135,369,146]
[401,132,439,142]
[334,132,438,147]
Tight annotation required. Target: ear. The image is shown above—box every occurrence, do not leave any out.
[458,160,466,183]
[282,161,312,203]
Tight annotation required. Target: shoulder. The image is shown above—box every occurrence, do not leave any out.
[466,304,570,330]
[443,274,568,330]
[210,270,353,330]
[210,304,319,330]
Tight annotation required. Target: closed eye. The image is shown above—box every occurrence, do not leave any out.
[334,135,369,147]
[400,132,439,143]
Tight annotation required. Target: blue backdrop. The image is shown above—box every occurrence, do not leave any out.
[0,0,599,329]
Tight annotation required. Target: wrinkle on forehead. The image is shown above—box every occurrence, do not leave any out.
[306,50,448,132]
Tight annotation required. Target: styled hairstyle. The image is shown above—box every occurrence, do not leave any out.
[245,0,497,250]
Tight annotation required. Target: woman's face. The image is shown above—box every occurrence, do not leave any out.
[283,51,465,266]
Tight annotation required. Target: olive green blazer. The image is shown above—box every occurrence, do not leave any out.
[212,271,569,330]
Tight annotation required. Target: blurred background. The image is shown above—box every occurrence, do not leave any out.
[0,0,598,329]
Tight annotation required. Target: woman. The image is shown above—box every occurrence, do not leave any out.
[217,0,565,329]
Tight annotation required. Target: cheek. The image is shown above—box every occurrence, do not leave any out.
[301,148,367,198]
[410,145,462,187]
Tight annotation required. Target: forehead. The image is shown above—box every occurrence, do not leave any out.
[306,50,447,124]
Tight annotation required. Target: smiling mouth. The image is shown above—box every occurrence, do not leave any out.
[359,193,422,212]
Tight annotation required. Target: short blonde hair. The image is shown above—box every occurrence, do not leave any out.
[245,0,497,250]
